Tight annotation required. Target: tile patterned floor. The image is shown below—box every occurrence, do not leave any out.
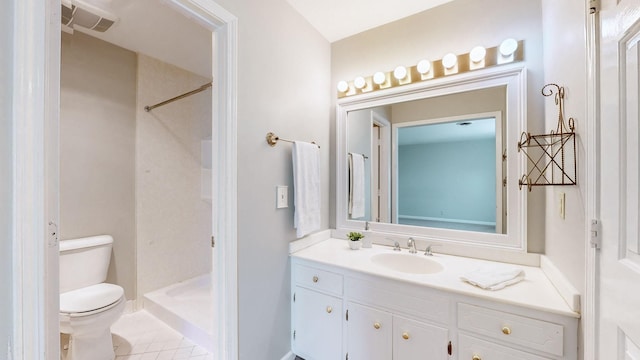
[61,310,213,360]
[112,310,213,360]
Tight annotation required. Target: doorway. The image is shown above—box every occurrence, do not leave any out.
[12,0,238,359]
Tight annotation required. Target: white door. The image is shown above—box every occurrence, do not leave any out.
[598,0,640,357]
[292,286,343,360]
[393,315,449,360]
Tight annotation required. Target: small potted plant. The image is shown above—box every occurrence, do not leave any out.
[347,232,364,250]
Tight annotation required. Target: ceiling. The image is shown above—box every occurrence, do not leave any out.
[68,0,453,77]
[285,0,455,42]
[398,118,497,146]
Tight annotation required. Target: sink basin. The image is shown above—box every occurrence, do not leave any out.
[371,253,444,274]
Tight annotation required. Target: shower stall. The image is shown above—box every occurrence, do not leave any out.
[135,54,215,351]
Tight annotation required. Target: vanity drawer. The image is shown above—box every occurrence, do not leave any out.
[457,303,564,357]
[458,334,552,360]
[294,264,343,296]
[346,277,449,325]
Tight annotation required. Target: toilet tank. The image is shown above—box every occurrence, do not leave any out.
[59,235,114,294]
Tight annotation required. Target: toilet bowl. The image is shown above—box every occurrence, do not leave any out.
[59,235,125,360]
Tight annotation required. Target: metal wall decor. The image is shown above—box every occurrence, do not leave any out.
[518,83,577,191]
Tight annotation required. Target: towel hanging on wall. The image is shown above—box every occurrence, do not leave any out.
[349,153,365,219]
[292,141,321,238]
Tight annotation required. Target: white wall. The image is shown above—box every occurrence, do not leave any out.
[0,0,14,353]
[331,0,546,252]
[136,54,212,297]
[59,32,138,300]
[209,0,331,358]
[541,0,587,309]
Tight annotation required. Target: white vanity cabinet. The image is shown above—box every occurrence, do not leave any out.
[291,264,344,360]
[345,302,450,360]
[291,243,579,360]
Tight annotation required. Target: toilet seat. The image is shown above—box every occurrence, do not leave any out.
[60,283,124,317]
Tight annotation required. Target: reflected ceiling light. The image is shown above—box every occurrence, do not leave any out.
[500,38,518,56]
[373,71,386,85]
[337,80,349,93]
[417,59,431,74]
[442,53,457,69]
[470,46,486,63]
[393,66,408,80]
[354,76,366,89]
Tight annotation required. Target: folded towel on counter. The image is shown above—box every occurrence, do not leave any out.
[292,141,321,238]
[348,153,365,219]
[460,264,525,291]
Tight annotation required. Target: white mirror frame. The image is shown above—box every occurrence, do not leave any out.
[336,63,527,251]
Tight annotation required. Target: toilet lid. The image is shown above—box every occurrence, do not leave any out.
[60,283,124,313]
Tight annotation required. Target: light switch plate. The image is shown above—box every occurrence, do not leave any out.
[276,186,288,208]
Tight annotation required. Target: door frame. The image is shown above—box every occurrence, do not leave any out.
[11,0,238,359]
[584,1,599,359]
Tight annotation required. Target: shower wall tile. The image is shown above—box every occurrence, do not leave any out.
[136,54,212,297]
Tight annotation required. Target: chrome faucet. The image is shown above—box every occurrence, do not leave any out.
[407,237,417,254]
[393,241,401,251]
[424,244,440,256]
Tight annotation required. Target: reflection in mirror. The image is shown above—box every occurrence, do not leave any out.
[395,115,502,234]
[346,87,507,234]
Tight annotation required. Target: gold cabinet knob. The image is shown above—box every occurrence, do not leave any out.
[472,355,482,360]
[373,322,381,330]
[402,332,410,340]
[312,275,319,283]
[502,326,511,335]
[326,306,332,313]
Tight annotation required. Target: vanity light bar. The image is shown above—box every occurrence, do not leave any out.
[337,39,523,98]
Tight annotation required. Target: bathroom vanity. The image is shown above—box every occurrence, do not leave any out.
[290,239,579,360]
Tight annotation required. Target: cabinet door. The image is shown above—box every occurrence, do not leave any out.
[346,302,392,360]
[292,286,343,360]
[393,315,449,360]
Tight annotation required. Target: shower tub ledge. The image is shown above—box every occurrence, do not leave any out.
[143,274,214,352]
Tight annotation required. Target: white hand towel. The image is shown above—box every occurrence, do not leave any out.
[293,141,321,238]
[349,153,365,219]
[460,264,525,291]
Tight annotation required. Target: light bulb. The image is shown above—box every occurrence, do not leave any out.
[417,60,431,74]
[373,72,386,85]
[500,38,518,56]
[337,80,349,93]
[393,66,407,80]
[354,76,366,89]
[470,46,486,63]
[442,53,457,69]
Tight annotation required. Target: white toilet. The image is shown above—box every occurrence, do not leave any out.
[59,235,126,360]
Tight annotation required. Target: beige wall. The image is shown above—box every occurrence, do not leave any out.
[541,0,587,310]
[60,32,137,299]
[135,54,212,297]
[206,0,331,358]
[391,87,506,124]
[331,0,546,252]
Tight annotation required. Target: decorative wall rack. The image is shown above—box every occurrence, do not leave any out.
[518,84,577,191]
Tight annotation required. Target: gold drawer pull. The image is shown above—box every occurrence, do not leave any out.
[502,326,511,335]
[472,355,482,360]
[373,322,381,330]
[326,306,332,314]
[312,275,319,283]
[402,332,410,340]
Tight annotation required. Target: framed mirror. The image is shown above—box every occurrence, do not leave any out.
[336,65,527,250]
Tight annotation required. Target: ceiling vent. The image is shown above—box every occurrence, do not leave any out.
[61,0,118,33]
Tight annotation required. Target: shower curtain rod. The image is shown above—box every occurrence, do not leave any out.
[144,82,212,112]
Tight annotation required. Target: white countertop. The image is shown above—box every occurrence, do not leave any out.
[291,238,580,318]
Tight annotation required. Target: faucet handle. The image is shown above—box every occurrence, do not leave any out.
[387,238,401,251]
[424,244,441,256]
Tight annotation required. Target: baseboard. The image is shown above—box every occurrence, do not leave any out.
[540,255,581,313]
[280,351,295,360]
